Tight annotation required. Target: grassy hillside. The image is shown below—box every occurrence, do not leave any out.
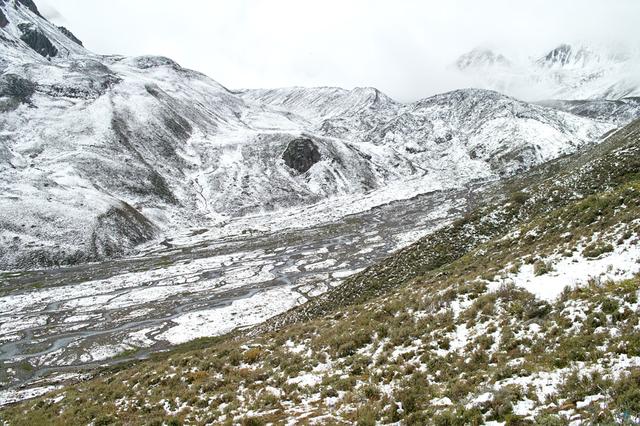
[1,120,640,425]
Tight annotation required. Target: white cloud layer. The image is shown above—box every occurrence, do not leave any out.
[39,0,640,101]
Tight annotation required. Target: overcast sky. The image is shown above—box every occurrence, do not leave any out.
[39,0,640,101]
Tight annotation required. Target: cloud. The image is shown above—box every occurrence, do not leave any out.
[41,0,640,101]
[37,0,66,23]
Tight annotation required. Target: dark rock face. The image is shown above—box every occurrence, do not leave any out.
[132,56,181,70]
[16,0,42,17]
[282,138,321,173]
[90,202,158,259]
[0,8,8,28]
[18,24,58,58]
[108,115,179,204]
[541,44,572,67]
[0,73,36,111]
[58,26,83,46]
[0,74,35,99]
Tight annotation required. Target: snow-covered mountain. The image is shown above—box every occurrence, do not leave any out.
[0,0,631,270]
[455,44,640,101]
[456,48,511,70]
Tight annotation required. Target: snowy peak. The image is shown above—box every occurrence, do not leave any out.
[536,43,606,69]
[0,0,87,62]
[455,48,511,70]
[15,0,43,18]
[349,86,393,108]
[538,44,578,67]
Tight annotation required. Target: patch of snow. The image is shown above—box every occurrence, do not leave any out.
[490,239,640,300]
[0,386,59,407]
[158,285,305,344]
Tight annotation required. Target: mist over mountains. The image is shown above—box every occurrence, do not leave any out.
[455,43,640,101]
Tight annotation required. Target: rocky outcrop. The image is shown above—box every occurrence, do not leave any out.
[58,26,83,46]
[0,73,35,111]
[282,138,322,173]
[0,8,8,28]
[16,0,42,17]
[130,56,181,70]
[89,202,158,259]
[539,44,573,67]
[18,23,58,58]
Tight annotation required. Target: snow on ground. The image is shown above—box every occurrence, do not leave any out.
[146,172,461,250]
[158,285,306,345]
[286,373,323,388]
[0,386,60,407]
[304,259,338,271]
[0,251,264,337]
[79,344,129,363]
[489,238,640,301]
[0,185,466,397]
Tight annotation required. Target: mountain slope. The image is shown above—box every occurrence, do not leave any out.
[539,97,640,126]
[0,1,623,271]
[2,117,639,425]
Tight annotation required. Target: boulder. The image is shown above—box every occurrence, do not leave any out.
[0,8,8,28]
[0,73,35,111]
[282,138,322,173]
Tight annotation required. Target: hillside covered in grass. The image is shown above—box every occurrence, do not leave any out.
[2,120,640,425]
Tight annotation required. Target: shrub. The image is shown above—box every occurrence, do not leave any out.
[582,243,614,259]
[533,414,567,425]
[533,260,553,276]
[434,407,483,426]
[505,414,535,425]
[355,404,379,426]
[243,347,262,364]
[94,417,117,426]
[510,191,530,205]
[619,332,640,356]
[525,300,551,319]
[600,297,620,315]
[242,417,264,426]
[611,369,640,413]
[361,384,381,400]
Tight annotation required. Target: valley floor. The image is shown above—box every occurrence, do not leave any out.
[2,175,640,425]
[0,184,480,406]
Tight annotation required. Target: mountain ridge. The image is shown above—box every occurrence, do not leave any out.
[1,1,629,271]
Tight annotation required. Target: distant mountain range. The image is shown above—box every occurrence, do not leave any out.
[455,44,640,101]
